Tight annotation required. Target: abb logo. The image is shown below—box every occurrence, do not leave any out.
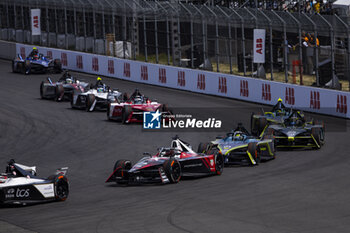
[285,87,295,105]
[336,95,347,114]
[141,65,148,81]
[92,57,99,72]
[197,74,206,90]
[218,77,227,94]
[256,38,263,55]
[262,83,271,101]
[124,63,130,78]
[310,91,320,110]
[240,80,249,97]
[159,68,166,84]
[20,47,26,58]
[178,71,185,87]
[61,53,67,66]
[46,51,52,59]
[76,55,83,69]
[108,60,114,74]
[33,16,39,28]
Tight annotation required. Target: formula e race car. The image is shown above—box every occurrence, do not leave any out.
[262,111,325,149]
[40,72,90,101]
[12,53,62,75]
[0,159,69,205]
[107,89,172,124]
[71,84,122,111]
[106,136,224,185]
[198,124,275,166]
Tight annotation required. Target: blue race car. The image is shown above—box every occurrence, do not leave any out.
[198,123,276,166]
[12,53,62,75]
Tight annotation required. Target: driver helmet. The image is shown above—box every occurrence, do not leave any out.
[66,78,73,84]
[278,98,283,103]
[97,77,102,81]
[33,47,38,53]
[134,97,142,103]
[233,131,244,141]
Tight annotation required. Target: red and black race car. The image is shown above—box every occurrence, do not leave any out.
[107,89,172,124]
[105,136,224,185]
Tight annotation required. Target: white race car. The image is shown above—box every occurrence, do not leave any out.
[71,84,122,112]
[0,160,69,205]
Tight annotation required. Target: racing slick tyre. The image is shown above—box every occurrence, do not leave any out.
[311,128,322,149]
[122,105,132,124]
[40,81,45,99]
[86,94,96,112]
[11,60,16,73]
[163,158,181,184]
[214,152,224,175]
[53,59,62,73]
[197,142,208,154]
[248,142,260,165]
[251,112,258,135]
[113,160,132,185]
[24,60,30,75]
[258,117,267,136]
[314,120,325,144]
[107,103,112,121]
[55,84,64,102]
[53,175,69,201]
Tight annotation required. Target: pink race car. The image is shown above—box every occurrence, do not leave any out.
[107,89,172,124]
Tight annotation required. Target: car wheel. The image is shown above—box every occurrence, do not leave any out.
[197,142,208,153]
[248,142,260,165]
[55,84,64,102]
[107,103,112,121]
[263,134,276,158]
[86,94,95,112]
[122,105,132,124]
[54,176,69,201]
[258,117,267,136]
[163,158,181,183]
[251,112,258,135]
[214,152,224,175]
[12,60,16,73]
[113,160,132,185]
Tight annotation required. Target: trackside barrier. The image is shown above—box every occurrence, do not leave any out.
[15,43,350,119]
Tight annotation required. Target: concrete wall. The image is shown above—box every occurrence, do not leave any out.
[0,40,16,60]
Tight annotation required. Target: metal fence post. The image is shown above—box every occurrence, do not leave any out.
[272,10,288,83]
[180,3,193,68]
[155,13,159,63]
[230,9,246,76]
[287,12,303,85]
[64,8,68,50]
[259,10,273,80]
[46,6,49,46]
[302,12,319,86]
[204,5,219,72]
[143,14,147,62]
[217,6,233,74]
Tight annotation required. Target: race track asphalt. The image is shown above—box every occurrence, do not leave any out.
[0,59,349,233]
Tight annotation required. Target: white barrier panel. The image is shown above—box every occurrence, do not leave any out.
[16,44,350,119]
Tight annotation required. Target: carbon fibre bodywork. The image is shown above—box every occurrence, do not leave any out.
[12,54,62,75]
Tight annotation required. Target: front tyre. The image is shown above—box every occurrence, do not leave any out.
[163,158,181,183]
[214,152,224,175]
[113,160,132,185]
[248,142,260,165]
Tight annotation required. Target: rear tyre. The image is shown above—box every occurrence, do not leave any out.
[113,160,132,185]
[86,94,96,112]
[248,142,260,165]
[258,117,267,136]
[12,60,16,73]
[24,60,30,75]
[107,103,112,121]
[54,176,69,201]
[214,152,224,175]
[122,105,132,124]
[251,112,258,135]
[163,158,181,183]
[197,142,208,154]
[263,134,276,158]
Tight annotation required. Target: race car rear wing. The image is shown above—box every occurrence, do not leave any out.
[56,167,68,176]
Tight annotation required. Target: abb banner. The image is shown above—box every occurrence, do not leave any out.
[253,29,265,63]
[31,9,41,36]
[15,43,350,119]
